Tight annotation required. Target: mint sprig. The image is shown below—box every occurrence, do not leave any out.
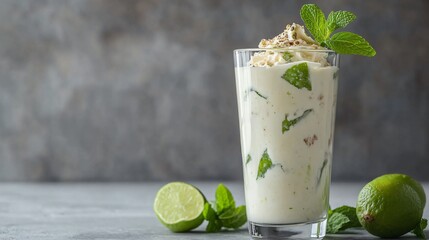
[300,4,376,57]
[203,184,247,232]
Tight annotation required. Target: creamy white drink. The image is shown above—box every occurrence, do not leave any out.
[234,24,339,225]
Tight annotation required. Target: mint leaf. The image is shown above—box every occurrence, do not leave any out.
[411,218,427,239]
[257,149,273,180]
[220,205,247,229]
[203,202,217,222]
[282,109,312,133]
[325,32,376,57]
[218,208,235,219]
[282,62,311,90]
[327,212,350,234]
[209,200,217,212]
[332,206,361,230]
[246,154,252,165]
[327,11,356,34]
[327,205,361,234]
[215,184,235,215]
[206,219,222,233]
[203,201,222,232]
[300,4,327,43]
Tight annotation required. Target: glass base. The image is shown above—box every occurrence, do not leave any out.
[248,218,327,239]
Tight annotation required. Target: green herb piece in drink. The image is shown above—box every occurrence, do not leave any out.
[282,52,293,62]
[282,62,311,90]
[250,88,268,100]
[317,159,328,185]
[333,70,339,79]
[256,149,274,180]
[282,109,313,133]
[306,164,311,177]
[246,154,252,165]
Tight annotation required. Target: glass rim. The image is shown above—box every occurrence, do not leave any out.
[234,48,337,54]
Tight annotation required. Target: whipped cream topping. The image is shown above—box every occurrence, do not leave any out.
[249,23,330,67]
[258,23,318,49]
[249,51,288,67]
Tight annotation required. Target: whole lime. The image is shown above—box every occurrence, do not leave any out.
[356,174,426,238]
[153,182,205,232]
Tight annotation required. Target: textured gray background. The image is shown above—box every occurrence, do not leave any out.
[0,0,428,182]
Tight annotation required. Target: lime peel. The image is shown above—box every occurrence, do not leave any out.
[356,174,426,238]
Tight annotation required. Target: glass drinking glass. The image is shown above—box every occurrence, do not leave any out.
[234,49,339,239]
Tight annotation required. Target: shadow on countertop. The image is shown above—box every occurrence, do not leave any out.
[325,229,429,240]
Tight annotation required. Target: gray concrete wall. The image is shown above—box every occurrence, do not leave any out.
[0,0,428,182]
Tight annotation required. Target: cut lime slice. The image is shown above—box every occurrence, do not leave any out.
[153,182,205,232]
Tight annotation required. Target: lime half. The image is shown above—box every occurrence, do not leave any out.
[153,182,205,232]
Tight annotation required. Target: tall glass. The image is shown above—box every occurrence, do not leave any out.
[234,49,339,239]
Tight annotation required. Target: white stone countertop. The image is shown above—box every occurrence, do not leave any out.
[0,182,427,239]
